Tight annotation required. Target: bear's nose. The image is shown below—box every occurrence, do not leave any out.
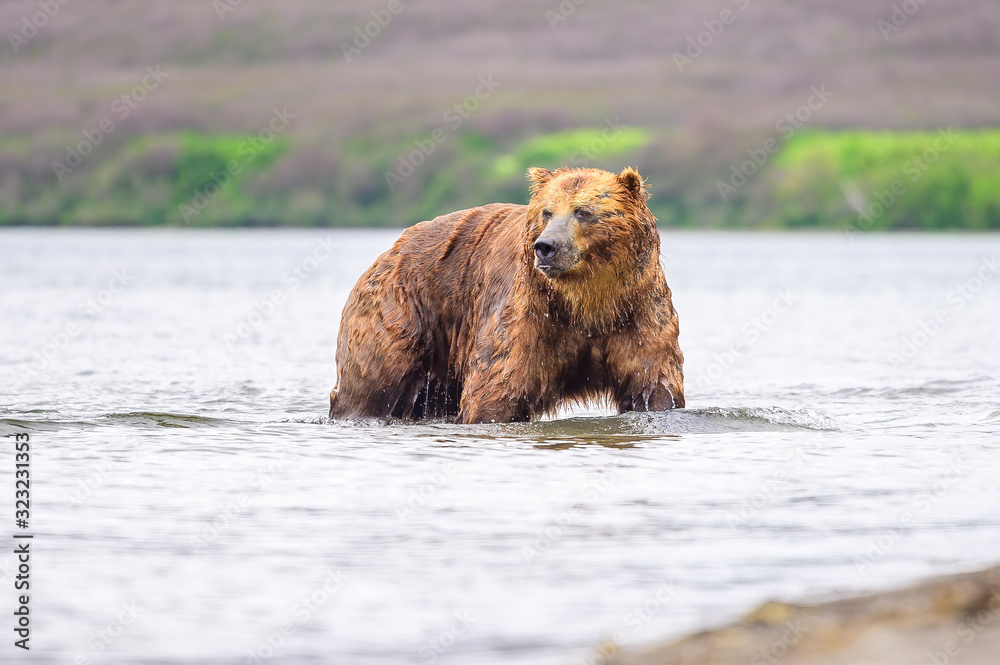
[534,238,559,261]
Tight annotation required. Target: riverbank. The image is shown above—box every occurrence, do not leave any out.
[606,566,1000,665]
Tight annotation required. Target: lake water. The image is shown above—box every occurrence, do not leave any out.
[2,229,999,665]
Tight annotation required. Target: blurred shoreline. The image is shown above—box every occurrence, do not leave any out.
[603,565,1000,665]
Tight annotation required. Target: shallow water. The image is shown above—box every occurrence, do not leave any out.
[2,229,999,665]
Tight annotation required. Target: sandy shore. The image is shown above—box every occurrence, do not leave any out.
[604,566,1000,665]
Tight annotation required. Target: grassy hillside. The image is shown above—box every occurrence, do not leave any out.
[771,130,1000,230]
[2,0,999,228]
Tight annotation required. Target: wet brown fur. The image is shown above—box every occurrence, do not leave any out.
[329,166,684,423]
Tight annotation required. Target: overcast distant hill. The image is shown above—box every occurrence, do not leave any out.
[2,0,999,228]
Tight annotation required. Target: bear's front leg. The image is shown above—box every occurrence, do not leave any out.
[453,323,543,423]
[456,369,534,424]
[606,338,685,414]
[615,376,683,413]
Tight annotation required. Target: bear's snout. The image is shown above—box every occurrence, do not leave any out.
[534,236,576,277]
[534,238,559,261]
[533,215,580,277]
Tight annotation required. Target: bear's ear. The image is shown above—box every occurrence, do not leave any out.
[617,166,650,201]
[526,167,554,195]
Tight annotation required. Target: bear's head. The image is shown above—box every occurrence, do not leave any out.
[525,166,659,284]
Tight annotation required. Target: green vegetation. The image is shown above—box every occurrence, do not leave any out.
[1,127,998,229]
[768,130,1000,230]
[0,132,289,227]
[491,127,649,179]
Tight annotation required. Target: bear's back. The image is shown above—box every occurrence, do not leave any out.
[386,202,528,313]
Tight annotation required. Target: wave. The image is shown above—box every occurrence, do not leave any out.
[0,417,96,434]
[451,406,841,446]
[2,406,840,438]
[0,411,235,433]
[98,411,234,428]
[659,406,840,432]
[829,376,995,400]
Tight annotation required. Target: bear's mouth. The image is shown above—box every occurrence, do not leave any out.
[535,258,581,278]
[536,262,564,278]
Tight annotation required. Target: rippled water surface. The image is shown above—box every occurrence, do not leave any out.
[2,229,999,665]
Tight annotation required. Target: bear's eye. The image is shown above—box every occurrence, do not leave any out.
[576,209,596,222]
[541,210,553,221]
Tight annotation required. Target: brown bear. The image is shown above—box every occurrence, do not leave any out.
[329,166,684,423]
